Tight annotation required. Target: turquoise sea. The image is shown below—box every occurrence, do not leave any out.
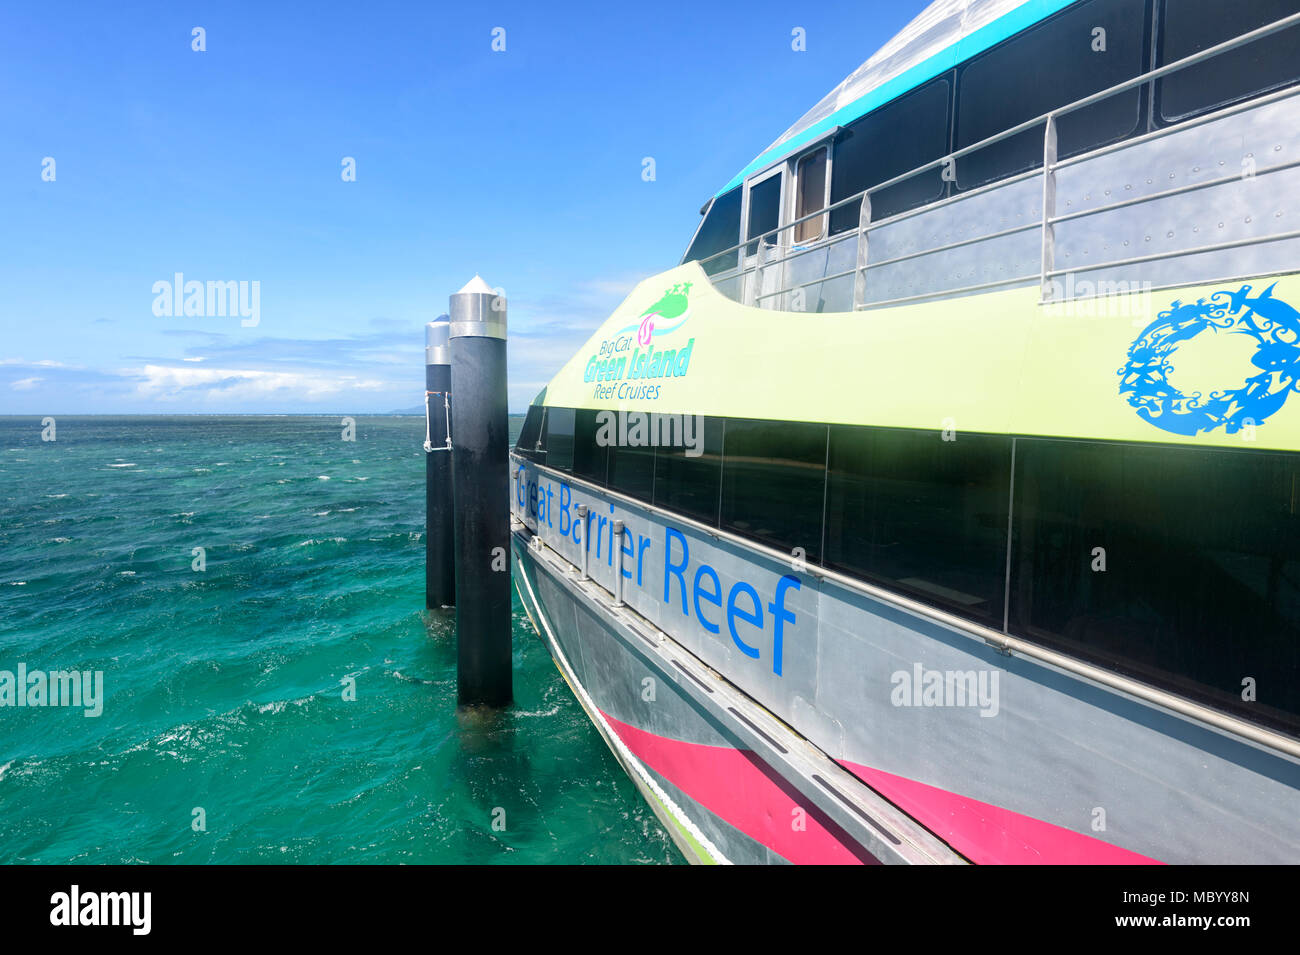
[0,415,679,864]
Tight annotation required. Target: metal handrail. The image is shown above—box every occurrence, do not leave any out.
[1049,155,1300,226]
[1043,228,1300,279]
[858,273,1041,311]
[863,219,1040,272]
[754,266,860,302]
[748,228,857,272]
[694,11,1300,311]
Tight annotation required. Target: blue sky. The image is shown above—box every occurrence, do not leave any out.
[0,0,918,413]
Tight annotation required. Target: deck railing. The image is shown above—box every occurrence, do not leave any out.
[694,10,1300,312]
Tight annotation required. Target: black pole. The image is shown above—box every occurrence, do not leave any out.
[425,316,454,609]
[449,277,512,707]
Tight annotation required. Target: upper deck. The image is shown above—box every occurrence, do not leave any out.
[681,0,1300,315]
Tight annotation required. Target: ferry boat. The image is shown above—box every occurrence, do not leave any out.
[510,0,1300,864]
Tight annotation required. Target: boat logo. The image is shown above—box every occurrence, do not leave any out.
[619,282,692,344]
[1118,284,1300,436]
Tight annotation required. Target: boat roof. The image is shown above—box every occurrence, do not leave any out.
[717,0,1077,195]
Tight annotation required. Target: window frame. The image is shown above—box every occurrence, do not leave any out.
[742,165,785,259]
[792,145,832,244]
[952,0,1151,191]
[681,186,744,276]
[1152,0,1300,126]
[828,71,955,234]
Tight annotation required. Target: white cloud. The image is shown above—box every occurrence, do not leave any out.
[11,376,44,390]
[129,364,387,402]
[0,358,70,368]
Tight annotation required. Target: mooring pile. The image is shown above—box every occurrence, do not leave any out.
[424,276,511,707]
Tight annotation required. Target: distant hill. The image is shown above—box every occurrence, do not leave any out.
[389,407,528,417]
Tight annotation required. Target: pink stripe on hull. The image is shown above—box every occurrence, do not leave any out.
[837,760,1163,865]
[599,710,874,864]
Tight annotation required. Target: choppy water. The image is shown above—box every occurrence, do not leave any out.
[0,416,679,864]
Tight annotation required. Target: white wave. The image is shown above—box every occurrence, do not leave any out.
[514,705,562,718]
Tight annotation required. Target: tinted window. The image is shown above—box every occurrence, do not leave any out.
[1158,0,1300,122]
[955,0,1148,189]
[1010,439,1300,730]
[829,76,952,234]
[573,409,608,485]
[825,426,1011,624]
[654,416,723,526]
[746,175,782,256]
[720,419,828,560]
[544,406,575,472]
[683,188,742,275]
[516,405,545,460]
[607,444,655,501]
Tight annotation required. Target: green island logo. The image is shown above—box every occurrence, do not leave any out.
[620,282,692,345]
[584,283,696,401]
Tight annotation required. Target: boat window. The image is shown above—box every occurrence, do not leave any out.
[653,417,724,526]
[516,405,545,461]
[824,426,1011,625]
[522,405,1300,730]
[573,409,608,485]
[746,175,783,256]
[1010,438,1300,731]
[1157,0,1300,123]
[544,406,575,472]
[608,443,656,501]
[683,187,742,275]
[954,0,1147,190]
[794,149,828,244]
[829,75,952,234]
[720,418,828,561]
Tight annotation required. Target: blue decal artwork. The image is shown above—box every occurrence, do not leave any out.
[1119,284,1300,436]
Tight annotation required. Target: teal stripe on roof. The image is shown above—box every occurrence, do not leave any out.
[716,0,1079,196]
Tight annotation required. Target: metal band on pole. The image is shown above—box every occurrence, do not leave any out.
[425,316,454,609]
